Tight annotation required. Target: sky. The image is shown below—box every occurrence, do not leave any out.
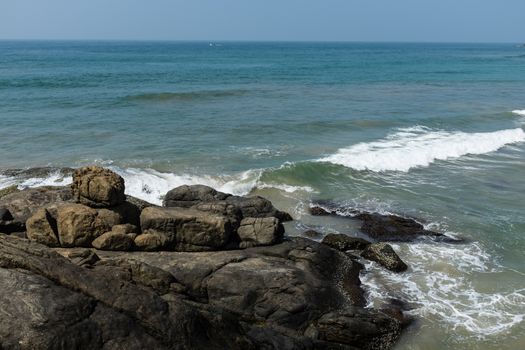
[1,0,524,42]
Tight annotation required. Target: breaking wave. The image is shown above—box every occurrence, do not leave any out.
[319,126,525,172]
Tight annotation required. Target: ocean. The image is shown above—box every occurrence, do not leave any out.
[1,41,524,349]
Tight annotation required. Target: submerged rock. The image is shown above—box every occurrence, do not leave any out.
[322,233,371,251]
[357,213,441,241]
[72,166,125,208]
[361,243,408,272]
[308,206,333,216]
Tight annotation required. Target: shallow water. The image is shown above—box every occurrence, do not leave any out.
[1,41,524,349]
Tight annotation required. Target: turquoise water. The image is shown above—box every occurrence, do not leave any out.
[1,41,525,349]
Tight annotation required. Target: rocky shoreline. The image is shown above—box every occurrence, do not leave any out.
[0,166,458,349]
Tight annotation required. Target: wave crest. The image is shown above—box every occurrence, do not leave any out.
[319,126,525,172]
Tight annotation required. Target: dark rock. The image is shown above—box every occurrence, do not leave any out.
[163,184,230,207]
[315,307,402,349]
[322,233,371,251]
[72,166,126,208]
[92,232,134,251]
[0,208,13,221]
[140,206,234,251]
[0,235,401,349]
[237,217,284,248]
[357,213,441,241]
[224,195,293,222]
[361,243,408,272]
[163,184,293,223]
[0,207,25,234]
[0,186,73,229]
[309,206,332,216]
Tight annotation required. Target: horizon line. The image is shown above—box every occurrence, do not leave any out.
[0,38,522,45]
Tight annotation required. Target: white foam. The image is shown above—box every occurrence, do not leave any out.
[319,126,525,172]
[0,170,72,190]
[113,167,262,205]
[512,109,525,116]
[361,240,525,338]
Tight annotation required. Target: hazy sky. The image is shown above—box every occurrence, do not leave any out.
[1,0,524,42]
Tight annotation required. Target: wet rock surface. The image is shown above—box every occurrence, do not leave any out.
[361,243,408,273]
[356,213,441,242]
[322,233,372,251]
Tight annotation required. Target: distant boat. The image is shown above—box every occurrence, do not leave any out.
[209,42,222,47]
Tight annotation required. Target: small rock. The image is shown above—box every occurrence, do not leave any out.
[237,217,284,248]
[309,206,332,216]
[92,231,134,251]
[72,166,125,208]
[361,243,408,272]
[134,232,165,251]
[322,233,371,251]
[111,223,139,235]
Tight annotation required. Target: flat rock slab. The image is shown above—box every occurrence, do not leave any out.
[1,231,402,349]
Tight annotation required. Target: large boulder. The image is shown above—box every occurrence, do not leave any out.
[361,243,408,272]
[163,185,293,223]
[57,204,113,247]
[321,233,371,251]
[237,217,284,248]
[26,208,60,247]
[140,206,235,251]
[72,166,125,208]
[163,184,230,207]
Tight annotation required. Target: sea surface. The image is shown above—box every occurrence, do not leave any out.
[1,41,525,349]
